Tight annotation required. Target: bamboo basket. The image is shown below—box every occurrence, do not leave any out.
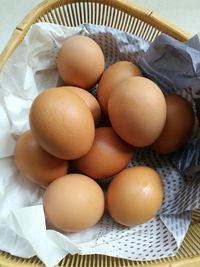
[0,0,200,266]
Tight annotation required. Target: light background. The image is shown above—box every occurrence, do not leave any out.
[0,0,200,53]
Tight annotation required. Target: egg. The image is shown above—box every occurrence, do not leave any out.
[151,94,195,154]
[97,61,142,115]
[73,127,134,179]
[43,173,105,232]
[108,77,167,147]
[57,35,105,90]
[65,86,101,126]
[14,130,68,186]
[107,166,164,226]
[29,88,95,160]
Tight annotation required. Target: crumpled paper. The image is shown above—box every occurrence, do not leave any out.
[0,22,200,267]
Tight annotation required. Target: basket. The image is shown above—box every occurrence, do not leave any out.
[0,0,200,266]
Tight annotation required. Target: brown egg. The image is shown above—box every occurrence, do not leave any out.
[14,130,68,186]
[97,61,142,114]
[73,127,134,179]
[43,173,105,232]
[108,77,167,147]
[107,166,163,226]
[29,88,95,160]
[57,35,105,90]
[65,86,101,126]
[151,94,195,154]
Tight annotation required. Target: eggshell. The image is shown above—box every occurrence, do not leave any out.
[65,86,101,126]
[151,94,195,154]
[73,127,134,179]
[43,173,105,232]
[29,88,95,160]
[14,130,68,186]
[97,61,142,114]
[107,166,164,226]
[108,77,167,147]
[57,35,105,90]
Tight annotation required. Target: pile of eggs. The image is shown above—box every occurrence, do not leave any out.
[14,35,195,232]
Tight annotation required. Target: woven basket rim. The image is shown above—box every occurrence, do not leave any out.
[0,0,191,71]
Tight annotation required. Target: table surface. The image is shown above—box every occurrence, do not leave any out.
[0,0,200,54]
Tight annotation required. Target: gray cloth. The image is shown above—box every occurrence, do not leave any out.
[139,33,200,178]
[139,33,200,93]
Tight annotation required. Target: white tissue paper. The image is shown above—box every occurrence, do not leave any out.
[0,22,200,267]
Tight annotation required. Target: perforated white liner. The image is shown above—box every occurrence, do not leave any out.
[0,23,200,267]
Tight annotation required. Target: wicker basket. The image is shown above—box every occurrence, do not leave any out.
[0,0,200,266]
